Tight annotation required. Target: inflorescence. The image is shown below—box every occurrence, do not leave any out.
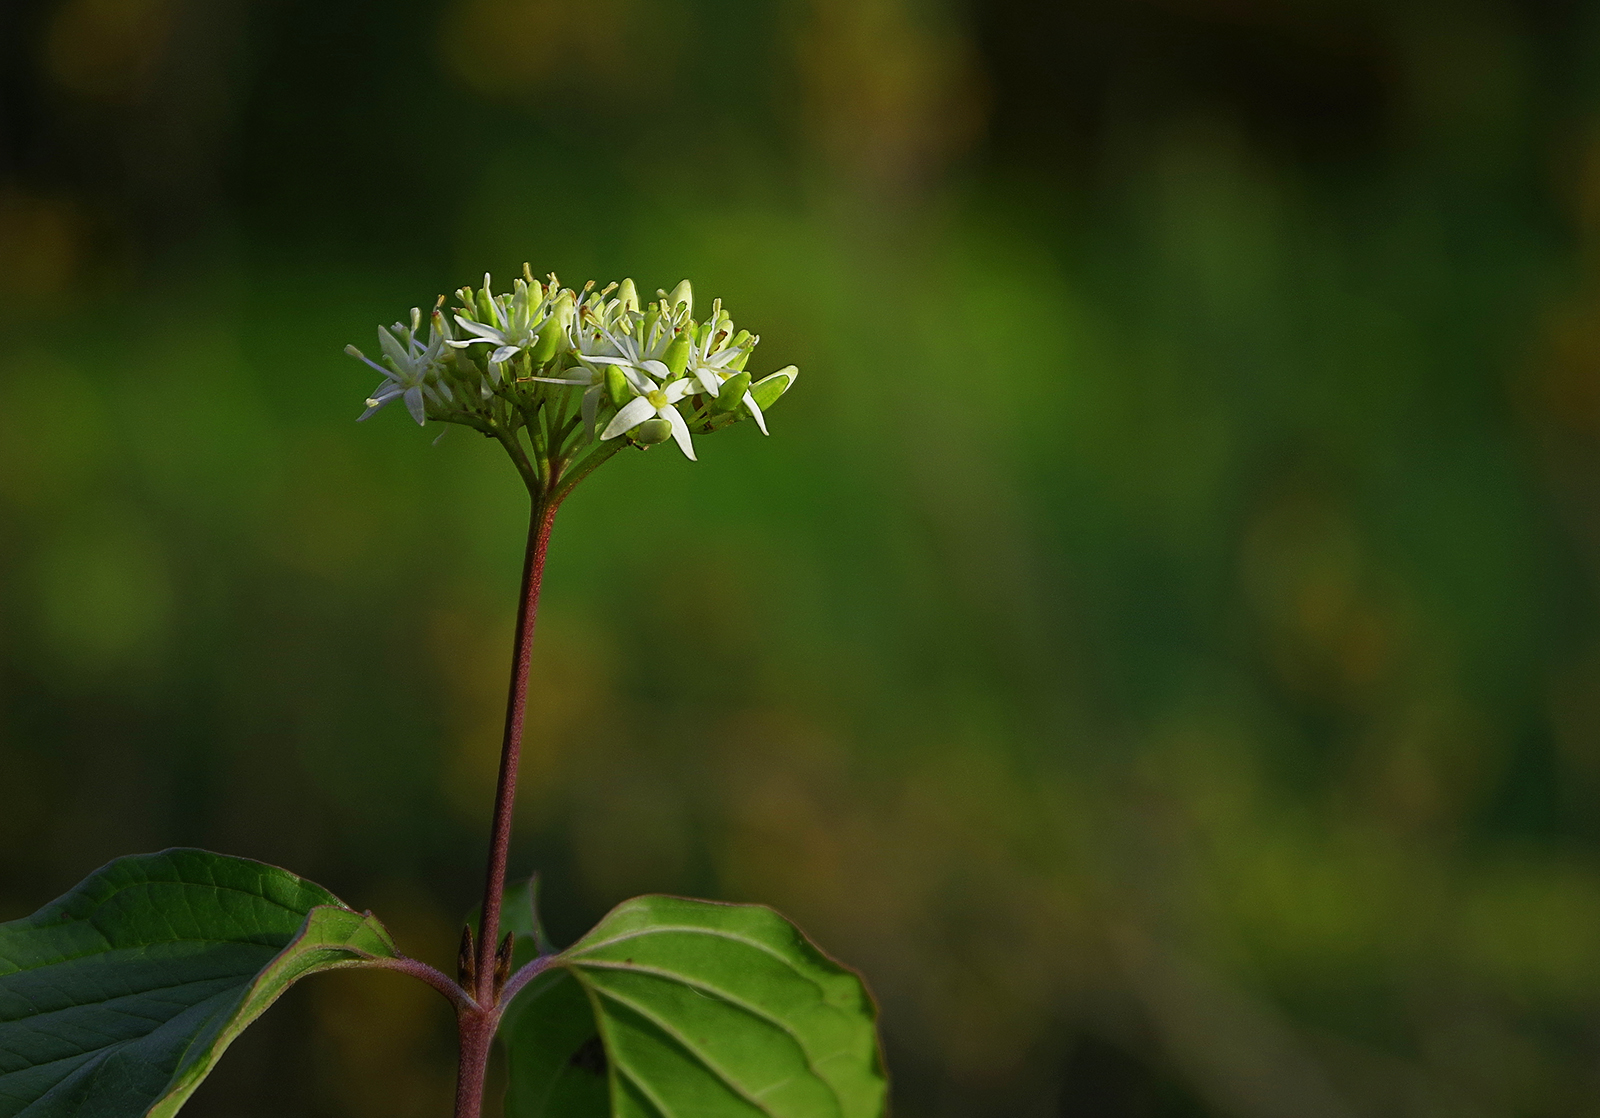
[346,268,797,497]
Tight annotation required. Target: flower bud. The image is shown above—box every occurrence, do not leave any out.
[475,277,497,325]
[530,292,573,365]
[529,322,561,365]
[617,278,639,314]
[630,417,673,445]
[550,289,576,328]
[714,371,751,413]
[606,366,632,408]
[663,333,692,379]
[750,366,797,410]
[668,279,693,316]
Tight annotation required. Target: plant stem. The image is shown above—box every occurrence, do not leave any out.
[454,1013,497,1118]
[453,493,560,1118]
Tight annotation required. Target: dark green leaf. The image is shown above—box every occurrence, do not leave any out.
[501,967,611,1118]
[0,848,399,1118]
[501,894,887,1118]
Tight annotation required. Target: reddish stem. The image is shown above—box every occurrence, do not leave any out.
[453,494,559,1118]
[454,1013,497,1118]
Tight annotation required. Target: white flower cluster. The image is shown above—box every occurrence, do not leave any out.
[345,270,796,477]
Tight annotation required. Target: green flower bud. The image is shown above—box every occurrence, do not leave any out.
[714,371,751,413]
[475,279,497,325]
[663,333,692,379]
[550,289,575,328]
[529,320,562,365]
[750,366,797,411]
[529,291,574,365]
[668,279,693,316]
[606,366,631,408]
[630,417,673,445]
[617,278,639,314]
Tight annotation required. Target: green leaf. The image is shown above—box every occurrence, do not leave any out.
[0,848,400,1118]
[502,967,611,1117]
[501,894,888,1118]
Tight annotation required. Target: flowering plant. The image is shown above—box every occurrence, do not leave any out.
[0,272,883,1118]
[347,270,796,477]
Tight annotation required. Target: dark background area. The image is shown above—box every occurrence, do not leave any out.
[6,0,1600,1114]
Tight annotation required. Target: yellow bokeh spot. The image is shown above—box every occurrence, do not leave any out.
[43,0,174,103]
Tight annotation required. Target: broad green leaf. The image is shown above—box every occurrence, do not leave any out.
[0,848,400,1118]
[502,967,611,1117]
[501,894,887,1118]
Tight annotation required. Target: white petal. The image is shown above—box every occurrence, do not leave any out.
[454,316,504,341]
[742,391,769,435]
[640,360,671,379]
[661,405,697,461]
[404,386,427,425]
[378,328,410,368]
[691,368,721,395]
[490,345,519,364]
[601,396,656,440]
[662,378,696,403]
[529,375,591,386]
[581,384,600,438]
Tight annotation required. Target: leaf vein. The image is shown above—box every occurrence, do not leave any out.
[567,926,827,996]
[587,983,784,1117]
[571,959,846,1088]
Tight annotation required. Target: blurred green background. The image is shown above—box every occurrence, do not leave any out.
[4,0,1600,1114]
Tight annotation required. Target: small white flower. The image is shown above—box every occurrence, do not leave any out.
[685,331,768,435]
[578,317,673,376]
[600,371,699,460]
[451,276,550,366]
[348,311,450,425]
[522,300,654,439]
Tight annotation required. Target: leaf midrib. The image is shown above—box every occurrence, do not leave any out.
[0,970,253,1036]
[567,925,832,1000]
